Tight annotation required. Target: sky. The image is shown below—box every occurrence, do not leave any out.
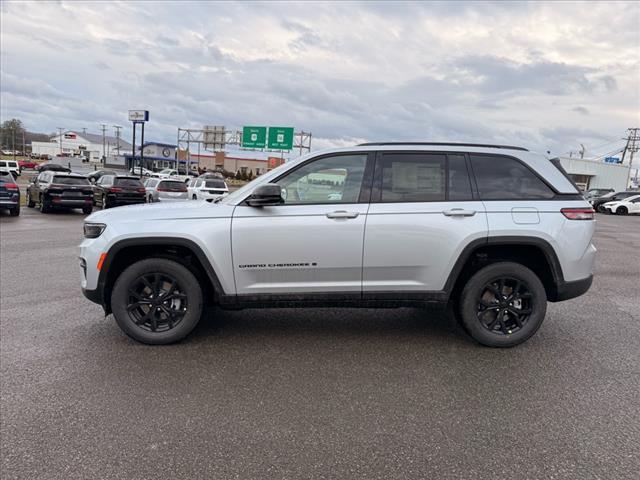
[1,0,639,158]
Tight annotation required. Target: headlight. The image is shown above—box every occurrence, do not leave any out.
[83,222,106,238]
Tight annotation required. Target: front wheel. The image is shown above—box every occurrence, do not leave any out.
[616,206,628,215]
[26,191,35,208]
[111,258,203,344]
[458,262,547,347]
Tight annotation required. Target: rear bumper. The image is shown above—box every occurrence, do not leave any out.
[552,275,593,302]
[0,199,19,206]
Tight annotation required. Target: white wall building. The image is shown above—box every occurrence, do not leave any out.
[32,131,132,162]
[557,156,633,191]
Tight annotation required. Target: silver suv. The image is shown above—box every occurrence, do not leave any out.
[79,143,596,347]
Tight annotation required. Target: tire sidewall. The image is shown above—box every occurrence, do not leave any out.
[459,262,547,347]
[111,258,203,345]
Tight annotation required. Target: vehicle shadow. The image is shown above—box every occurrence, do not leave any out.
[186,306,468,346]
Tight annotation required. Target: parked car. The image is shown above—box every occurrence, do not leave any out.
[0,171,20,216]
[80,142,596,347]
[37,163,71,173]
[86,170,117,184]
[584,188,613,200]
[26,171,93,214]
[601,194,640,215]
[187,177,229,201]
[0,160,20,177]
[152,169,193,183]
[19,159,38,171]
[129,167,155,177]
[590,191,638,212]
[94,175,146,209]
[143,178,189,203]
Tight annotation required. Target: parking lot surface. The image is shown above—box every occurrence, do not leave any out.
[1,209,639,479]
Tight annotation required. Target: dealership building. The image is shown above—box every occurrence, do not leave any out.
[32,131,132,161]
[556,156,634,191]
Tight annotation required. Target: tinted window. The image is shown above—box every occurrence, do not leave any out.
[277,154,367,204]
[205,180,226,189]
[380,153,445,202]
[448,154,473,201]
[115,178,142,187]
[52,176,90,185]
[470,155,554,200]
[160,180,187,191]
[0,162,6,167]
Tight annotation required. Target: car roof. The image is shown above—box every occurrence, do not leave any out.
[51,172,86,178]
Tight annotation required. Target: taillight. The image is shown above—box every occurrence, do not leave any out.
[4,183,18,190]
[561,207,595,220]
[108,187,122,193]
[157,187,169,192]
[136,187,146,193]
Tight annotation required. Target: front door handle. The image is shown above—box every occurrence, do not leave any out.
[326,210,359,219]
[443,208,476,217]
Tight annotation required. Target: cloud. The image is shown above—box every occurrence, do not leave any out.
[0,0,638,157]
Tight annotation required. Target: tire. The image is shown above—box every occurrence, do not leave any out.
[192,195,197,200]
[39,196,50,213]
[9,205,20,216]
[458,262,547,347]
[26,191,35,208]
[111,258,203,345]
[82,205,93,214]
[148,195,154,203]
[103,195,110,209]
[616,206,628,215]
[596,204,606,213]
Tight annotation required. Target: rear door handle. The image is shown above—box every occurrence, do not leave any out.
[443,208,476,217]
[326,210,359,219]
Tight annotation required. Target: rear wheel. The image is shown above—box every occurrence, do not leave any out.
[26,191,35,208]
[192,194,197,200]
[616,206,628,215]
[111,258,203,344]
[82,205,93,214]
[39,196,50,213]
[9,205,20,216]
[148,195,153,203]
[103,194,110,209]
[458,262,547,347]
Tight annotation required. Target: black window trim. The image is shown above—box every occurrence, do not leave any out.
[240,151,376,206]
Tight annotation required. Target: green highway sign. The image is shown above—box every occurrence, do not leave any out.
[267,127,294,150]
[242,126,267,148]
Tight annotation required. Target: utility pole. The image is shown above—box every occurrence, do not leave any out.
[22,130,26,159]
[113,125,122,156]
[57,127,64,156]
[100,123,108,164]
[11,127,15,161]
[621,128,639,188]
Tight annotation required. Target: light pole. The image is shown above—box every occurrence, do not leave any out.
[113,125,122,157]
[57,127,64,156]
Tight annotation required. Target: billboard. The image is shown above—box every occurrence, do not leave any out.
[267,127,294,150]
[204,125,226,150]
[242,126,267,148]
[128,110,149,122]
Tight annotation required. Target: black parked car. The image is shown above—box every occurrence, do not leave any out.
[93,175,146,209]
[26,172,93,214]
[0,171,20,216]
[86,169,117,184]
[584,188,614,200]
[591,191,639,212]
[37,163,72,173]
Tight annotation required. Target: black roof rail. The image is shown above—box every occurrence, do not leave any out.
[357,142,529,152]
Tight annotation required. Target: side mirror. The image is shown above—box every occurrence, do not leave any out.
[246,183,284,207]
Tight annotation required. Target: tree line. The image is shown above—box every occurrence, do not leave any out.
[0,118,52,150]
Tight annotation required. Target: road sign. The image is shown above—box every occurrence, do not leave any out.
[204,125,226,150]
[242,126,267,148]
[267,127,294,150]
[128,110,149,122]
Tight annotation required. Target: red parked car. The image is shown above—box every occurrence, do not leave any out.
[19,160,38,171]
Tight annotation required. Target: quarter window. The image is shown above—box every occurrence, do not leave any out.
[276,154,367,204]
[470,155,555,200]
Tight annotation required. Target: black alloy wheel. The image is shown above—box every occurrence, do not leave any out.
[617,206,628,215]
[476,277,532,335]
[126,273,188,333]
[111,258,203,344]
[458,262,546,347]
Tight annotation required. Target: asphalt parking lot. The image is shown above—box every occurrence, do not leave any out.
[1,209,639,479]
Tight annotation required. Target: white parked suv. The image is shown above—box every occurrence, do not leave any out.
[79,143,596,347]
[187,177,229,201]
[0,160,20,177]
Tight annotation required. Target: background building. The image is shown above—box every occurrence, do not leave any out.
[557,156,633,191]
[32,131,131,161]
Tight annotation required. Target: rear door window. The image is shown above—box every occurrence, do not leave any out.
[378,153,446,202]
[470,155,555,200]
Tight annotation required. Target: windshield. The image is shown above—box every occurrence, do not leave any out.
[205,180,226,189]
[53,176,90,185]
